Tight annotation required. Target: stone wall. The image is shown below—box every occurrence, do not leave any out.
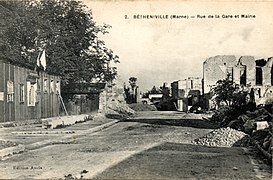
[203,55,273,106]
[203,55,238,94]
[98,83,135,118]
[171,77,202,111]
[173,77,202,99]
[234,56,256,86]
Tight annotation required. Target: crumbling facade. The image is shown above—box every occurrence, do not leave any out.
[203,55,273,107]
[171,77,202,111]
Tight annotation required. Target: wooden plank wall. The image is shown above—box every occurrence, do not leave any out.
[4,63,15,122]
[0,60,60,122]
[40,72,60,118]
[90,94,100,112]
[0,61,5,122]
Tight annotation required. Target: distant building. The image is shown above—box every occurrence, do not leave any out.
[149,94,163,104]
[171,77,202,111]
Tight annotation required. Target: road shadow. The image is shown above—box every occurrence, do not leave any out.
[121,118,219,129]
[93,142,256,180]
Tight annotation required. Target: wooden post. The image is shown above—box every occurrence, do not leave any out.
[58,94,68,116]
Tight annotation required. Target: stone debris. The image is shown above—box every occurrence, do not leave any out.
[105,109,125,119]
[255,121,269,131]
[193,127,249,147]
[108,101,135,116]
[102,86,135,119]
[105,102,135,120]
[209,103,273,160]
[129,103,157,111]
[251,130,272,160]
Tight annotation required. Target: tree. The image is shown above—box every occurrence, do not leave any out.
[211,75,246,107]
[150,86,161,94]
[161,82,170,102]
[0,0,119,89]
[211,76,236,106]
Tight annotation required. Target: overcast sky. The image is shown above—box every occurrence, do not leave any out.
[83,1,273,92]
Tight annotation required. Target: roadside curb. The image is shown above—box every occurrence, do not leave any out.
[0,145,25,160]
[78,120,119,135]
[0,119,119,160]
[26,138,74,151]
[26,119,119,150]
[11,130,76,135]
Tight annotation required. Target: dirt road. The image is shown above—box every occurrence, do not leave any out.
[0,111,271,179]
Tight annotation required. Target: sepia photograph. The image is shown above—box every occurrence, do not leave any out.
[0,0,272,179]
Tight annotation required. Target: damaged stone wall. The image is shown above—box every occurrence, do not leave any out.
[203,55,273,106]
[171,77,202,111]
[188,77,202,95]
[174,77,202,98]
[233,56,256,86]
[203,55,238,94]
[177,79,187,98]
[98,83,135,118]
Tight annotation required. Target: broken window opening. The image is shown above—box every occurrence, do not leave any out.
[256,67,263,85]
[256,59,267,67]
[255,59,267,86]
[240,66,246,86]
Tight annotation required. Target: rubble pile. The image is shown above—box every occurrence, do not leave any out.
[225,105,272,160]
[251,130,272,160]
[103,86,135,119]
[129,103,157,111]
[193,127,250,147]
[227,106,273,133]
[108,100,135,115]
[210,103,273,161]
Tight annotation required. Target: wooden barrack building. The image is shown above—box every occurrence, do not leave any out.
[0,59,61,122]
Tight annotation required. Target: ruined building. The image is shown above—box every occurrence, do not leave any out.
[203,55,273,107]
[171,77,202,111]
